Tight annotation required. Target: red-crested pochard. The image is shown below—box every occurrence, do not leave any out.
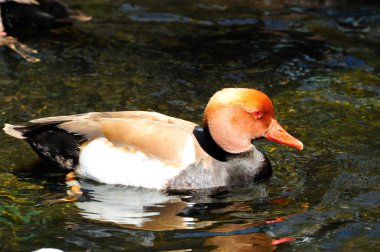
[3,88,303,191]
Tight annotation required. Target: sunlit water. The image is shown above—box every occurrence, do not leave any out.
[0,0,379,251]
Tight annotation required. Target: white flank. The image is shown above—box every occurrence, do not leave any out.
[181,135,196,167]
[77,138,184,189]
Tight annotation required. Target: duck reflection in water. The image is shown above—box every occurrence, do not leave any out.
[74,180,214,231]
[0,0,90,62]
[74,181,306,251]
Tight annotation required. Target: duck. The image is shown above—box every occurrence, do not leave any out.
[3,88,303,192]
[0,0,91,30]
[0,0,91,62]
[0,0,38,36]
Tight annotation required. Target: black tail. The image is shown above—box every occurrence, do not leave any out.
[4,122,86,170]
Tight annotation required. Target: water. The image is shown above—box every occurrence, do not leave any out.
[0,0,379,251]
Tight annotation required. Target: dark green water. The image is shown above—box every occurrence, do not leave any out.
[0,0,379,251]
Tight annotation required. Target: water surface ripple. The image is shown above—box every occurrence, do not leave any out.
[0,0,379,251]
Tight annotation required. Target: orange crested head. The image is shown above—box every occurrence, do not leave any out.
[203,88,303,153]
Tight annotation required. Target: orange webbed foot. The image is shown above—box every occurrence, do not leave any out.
[44,172,83,204]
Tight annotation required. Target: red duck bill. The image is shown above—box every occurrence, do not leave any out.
[264,119,303,150]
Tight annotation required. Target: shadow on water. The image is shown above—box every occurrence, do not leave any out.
[0,0,379,251]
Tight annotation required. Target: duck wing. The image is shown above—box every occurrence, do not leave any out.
[5,111,202,169]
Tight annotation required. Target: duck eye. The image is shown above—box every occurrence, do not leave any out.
[253,110,264,118]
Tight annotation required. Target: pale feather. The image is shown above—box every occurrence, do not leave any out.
[77,138,187,189]
[32,111,205,167]
[3,124,25,139]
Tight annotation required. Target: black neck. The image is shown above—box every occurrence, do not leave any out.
[193,126,250,162]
